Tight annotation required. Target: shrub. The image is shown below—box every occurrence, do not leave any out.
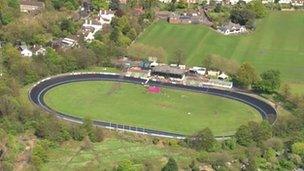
[185,128,216,151]
[162,157,178,171]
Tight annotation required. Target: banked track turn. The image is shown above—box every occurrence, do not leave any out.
[29,72,277,139]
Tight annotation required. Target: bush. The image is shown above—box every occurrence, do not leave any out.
[292,142,304,157]
[185,128,216,151]
[162,157,178,171]
[93,128,105,142]
[31,143,49,167]
[230,9,256,26]
[222,138,237,150]
[235,125,253,146]
[116,160,135,171]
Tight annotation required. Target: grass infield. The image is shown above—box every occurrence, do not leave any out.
[44,81,261,136]
[135,11,304,92]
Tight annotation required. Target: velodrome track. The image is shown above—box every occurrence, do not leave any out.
[29,72,277,139]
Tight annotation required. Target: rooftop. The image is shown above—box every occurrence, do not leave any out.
[152,65,186,75]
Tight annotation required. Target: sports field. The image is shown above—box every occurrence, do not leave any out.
[44,81,261,136]
[135,12,304,92]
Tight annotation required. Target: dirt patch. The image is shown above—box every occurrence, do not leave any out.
[155,103,174,109]
[106,83,122,96]
[14,136,36,171]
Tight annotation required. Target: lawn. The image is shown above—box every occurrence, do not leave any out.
[44,81,261,136]
[135,11,304,92]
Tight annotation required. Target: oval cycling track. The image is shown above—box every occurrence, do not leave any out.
[29,73,277,139]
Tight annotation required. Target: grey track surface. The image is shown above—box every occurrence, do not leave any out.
[29,73,277,139]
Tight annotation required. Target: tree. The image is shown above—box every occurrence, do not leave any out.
[88,40,110,65]
[235,62,258,88]
[214,3,222,13]
[280,84,291,100]
[167,2,176,12]
[81,117,96,142]
[292,142,304,157]
[222,138,237,150]
[171,49,186,66]
[110,0,120,10]
[162,157,178,171]
[247,0,268,18]
[263,137,283,151]
[235,125,253,146]
[140,0,157,10]
[230,9,256,26]
[177,0,187,9]
[92,0,109,10]
[60,19,76,35]
[253,70,281,93]
[31,143,49,167]
[251,121,272,145]
[186,128,216,151]
[203,54,239,75]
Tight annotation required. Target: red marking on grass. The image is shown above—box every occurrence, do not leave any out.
[148,86,161,94]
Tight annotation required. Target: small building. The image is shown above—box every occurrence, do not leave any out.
[189,67,206,75]
[180,15,192,24]
[119,0,127,4]
[52,38,78,50]
[150,61,159,68]
[168,13,180,24]
[139,60,152,69]
[158,0,173,3]
[218,73,229,80]
[20,0,45,13]
[279,0,292,4]
[32,45,46,56]
[99,10,115,25]
[19,44,33,57]
[151,65,186,80]
[217,22,246,35]
[207,70,220,77]
[82,19,102,42]
[61,38,78,47]
[156,11,172,20]
[79,0,93,18]
[0,41,5,48]
[292,0,304,6]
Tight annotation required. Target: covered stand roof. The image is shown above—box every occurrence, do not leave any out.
[152,65,186,76]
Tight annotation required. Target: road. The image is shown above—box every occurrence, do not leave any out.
[28,72,277,139]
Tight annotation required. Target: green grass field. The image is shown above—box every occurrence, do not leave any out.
[135,11,304,93]
[44,81,261,136]
[41,138,197,170]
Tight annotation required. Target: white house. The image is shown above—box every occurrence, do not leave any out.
[279,0,292,4]
[84,32,95,43]
[21,48,33,57]
[81,10,114,43]
[229,0,240,4]
[32,45,46,56]
[217,22,246,35]
[190,67,206,75]
[19,44,33,57]
[62,38,78,47]
[292,0,304,6]
[99,10,115,24]
[218,73,229,80]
